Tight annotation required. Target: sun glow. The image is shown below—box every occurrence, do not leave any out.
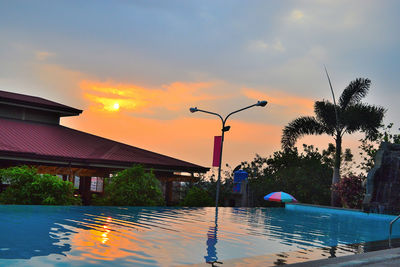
[113,103,120,111]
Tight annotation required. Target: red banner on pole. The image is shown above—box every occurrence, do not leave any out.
[212,136,222,167]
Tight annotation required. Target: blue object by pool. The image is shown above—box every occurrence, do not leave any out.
[233,170,248,192]
[0,204,399,266]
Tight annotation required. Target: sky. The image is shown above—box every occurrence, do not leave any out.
[1,0,400,171]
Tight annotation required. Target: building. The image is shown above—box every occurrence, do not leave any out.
[0,90,209,204]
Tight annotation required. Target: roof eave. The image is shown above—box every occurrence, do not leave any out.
[0,151,210,174]
[0,99,83,117]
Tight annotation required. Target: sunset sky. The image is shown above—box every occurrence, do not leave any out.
[1,1,400,171]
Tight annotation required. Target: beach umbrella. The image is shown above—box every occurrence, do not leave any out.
[264,191,298,203]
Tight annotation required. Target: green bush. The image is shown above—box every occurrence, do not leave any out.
[180,186,214,207]
[100,165,165,206]
[0,166,80,205]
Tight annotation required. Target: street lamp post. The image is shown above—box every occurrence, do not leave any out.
[190,100,267,208]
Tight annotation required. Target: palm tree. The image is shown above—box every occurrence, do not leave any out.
[281,78,385,207]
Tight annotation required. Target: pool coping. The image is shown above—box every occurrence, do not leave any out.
[287,247,400,266]
[286,202,362,212]
[286,203,397,219]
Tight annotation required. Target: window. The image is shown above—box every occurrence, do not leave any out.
[90,177,104,192]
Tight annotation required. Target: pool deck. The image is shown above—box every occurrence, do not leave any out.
[288,247,400,266]
[182,233,400,266]
[182,247,400,266]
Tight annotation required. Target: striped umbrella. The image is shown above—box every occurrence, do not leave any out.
[264,191,298,203]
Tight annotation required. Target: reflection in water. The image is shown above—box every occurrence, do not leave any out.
[0,205,73,259]
[1,206,400,266]
[204,207,219,264]
[328,215,339,248]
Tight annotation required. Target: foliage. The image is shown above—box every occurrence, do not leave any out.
[100,165,165,206]
[333,174,365,209]
[281,77,385,206]
[0,166,79,205]
[91,193,109,206]
[322,143,355,176]
[180,186,214,207]
[241,145,333,206]
[358,123,400,173]
[179,172,232,207]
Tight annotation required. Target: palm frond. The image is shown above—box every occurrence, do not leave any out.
[314,100,337,133]
[342,103,386,139]
[339,78,371,109]
[281,116,326,149]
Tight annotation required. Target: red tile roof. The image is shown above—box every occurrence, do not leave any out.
[0,118,208,173]
[0,90,82,116]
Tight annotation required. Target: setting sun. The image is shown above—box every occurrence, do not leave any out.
[113,103,120,110]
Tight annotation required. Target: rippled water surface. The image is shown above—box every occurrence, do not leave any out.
[0,205,399,266]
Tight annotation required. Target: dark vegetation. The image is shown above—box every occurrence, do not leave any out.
[92,165,165,206]
[0,166,79,205]
[281,78,385,206]
[333,174,364,209]
[242,145,333,206]
[0,165,165,206]
[180,186,214,207]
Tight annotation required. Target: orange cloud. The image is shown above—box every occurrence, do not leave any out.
[243,88,314,112]
[80,80,219,113]
[35,51,55,61]
[62,109,283,168]
[242,88,315,118]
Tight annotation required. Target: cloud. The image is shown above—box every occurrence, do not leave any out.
[242,88,315,119]
[284,2,377,31]
[289,10,305,21]
[28,63,89,109]
[35,51,55,61]
[80,80,220,114]
[247,39,285,53]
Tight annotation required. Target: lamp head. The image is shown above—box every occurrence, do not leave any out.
[256,100,268,107]
[189,107,198,113]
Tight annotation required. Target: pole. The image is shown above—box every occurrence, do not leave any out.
[215,120,225,208]
[189,101,267,208]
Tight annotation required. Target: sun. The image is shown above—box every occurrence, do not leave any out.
[113,103,120,111]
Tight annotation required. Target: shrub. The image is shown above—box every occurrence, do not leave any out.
[101,165,165,206]
[243,145,333,207]
[180,186,214,207]
[0,166,79,205]
[333,175,365,209]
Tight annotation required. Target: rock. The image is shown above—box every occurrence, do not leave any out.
[363,142,400,214]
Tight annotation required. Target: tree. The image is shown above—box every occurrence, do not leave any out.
[102,165,165,206]
[242,145,333,206]
[180,187,214,207]
[180,170,233,207]
[0,166,79,205]
[281,78,385,206]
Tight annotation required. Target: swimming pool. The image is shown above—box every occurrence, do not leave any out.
[0,204,399,266]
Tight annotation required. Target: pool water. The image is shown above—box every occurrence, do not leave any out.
[0,204,399,266]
